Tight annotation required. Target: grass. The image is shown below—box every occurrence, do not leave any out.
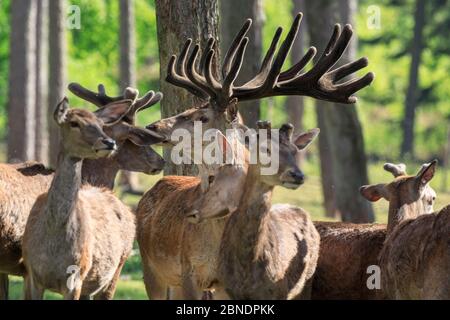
[8,160,450,299]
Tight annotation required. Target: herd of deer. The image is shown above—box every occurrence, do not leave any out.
[0,13,448,300]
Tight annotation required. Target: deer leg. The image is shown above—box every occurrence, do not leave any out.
[94,256,127,300]
[213,287,230,300]
[167,286,185,300]
[23,274,44,300]
[296,276,314,300]
[0,273,9,300]
[142,263,167,300]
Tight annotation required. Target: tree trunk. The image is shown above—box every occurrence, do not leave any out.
[119,0,136,90]
[119,0,140,193]
[48,0,67,168]
[155,0,220,176]
[400,0,426,158]
[8,0,37,163]
[35,0,49,163]
[305,0,374,222]
[285,0,307,163]
[220,0,262,128]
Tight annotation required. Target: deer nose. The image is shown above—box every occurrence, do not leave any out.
[289,170,305,185]
[146,123,158,131]
[102,138,116,150]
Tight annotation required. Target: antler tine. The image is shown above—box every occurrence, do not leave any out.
[222,37,249,97]
[186,44,218,99]
[68,82,124,107]
[384,163,407,177]
[166,51,209,99]
[222,19,252,79]
[199,38,215,77]
[278,46,316,81]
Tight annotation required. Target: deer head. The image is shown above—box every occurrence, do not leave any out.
[54,97,128,159]
[383,162,436,213]
[360,160,438,233]
[147,13,374,142]
[68,83,165,174]
[187,122,320,223]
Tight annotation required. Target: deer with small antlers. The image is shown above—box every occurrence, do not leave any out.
[312,162,437,300]
[137,13,374,299]
[189,122,320,299]
[0,84,165,300]
[361,160,449,299]
[22,97,164,300]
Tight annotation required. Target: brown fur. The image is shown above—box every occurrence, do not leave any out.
[379,206,450,299]
[0,97,164,299]
[137,176,230,299]
[311,222,386,299]
[22,101,136,300]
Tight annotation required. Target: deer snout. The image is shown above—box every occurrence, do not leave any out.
[101,138,117,150]
[187,210,202,224]
[288,170,305,185]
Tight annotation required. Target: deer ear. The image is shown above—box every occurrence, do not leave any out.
[360,184,388,202]
[416,160,437,186]
[126,124,165,146]
[216,131,235,164]
[54,97,70,125]
[294,128,320,150]
[95,100,133,125]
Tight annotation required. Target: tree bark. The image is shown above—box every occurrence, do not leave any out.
[48,0,67,168]
[285,0,307,162]
[220,0,263,128]
[155,0,220,175]
[35,0,49,163]
[305,0,374,222]
[119,0,136,90]
[400,0,426,158]
[119,0,140,192]
[8,0,37,162]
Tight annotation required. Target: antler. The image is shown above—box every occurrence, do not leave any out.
[68,83,163,119]
[384,163,407,177]
[166,13,374,110]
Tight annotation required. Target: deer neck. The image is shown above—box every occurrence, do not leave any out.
[222,165,273,263]
[81,158,119,189]
[45,153,82,229]
[387,196,424,235]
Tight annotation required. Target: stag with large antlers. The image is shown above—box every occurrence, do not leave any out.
[147,13,374,140]
[0,84,165,300]
[137,13,374,299]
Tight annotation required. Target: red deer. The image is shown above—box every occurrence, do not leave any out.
[361,160,449,299]
[137,13,374,299]
[0,84,164,299]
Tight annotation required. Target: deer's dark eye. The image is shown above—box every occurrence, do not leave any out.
[70,122,80,128]
[199,116,209,123]
[208,175,215,184]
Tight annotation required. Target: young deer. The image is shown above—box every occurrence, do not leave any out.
[361,160,449,299]
[22,97,160,299]
[137,13,374,300]
[312,163,437,300]
[190,122,320,299]
[0,84,165,300]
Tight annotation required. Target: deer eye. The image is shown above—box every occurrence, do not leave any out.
[70,121,80,128]
[208,175,215,185]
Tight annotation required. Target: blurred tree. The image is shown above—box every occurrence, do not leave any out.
[305,0,374,222]
[48,0,66,167]
[119,0,141,195]
[400,0,426,157]
[7,0,36,162]
[35,0,48,163]
[155,0,220,175]
[120,0,136,91]
[220,0,263,128]
[285,0,308,164]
